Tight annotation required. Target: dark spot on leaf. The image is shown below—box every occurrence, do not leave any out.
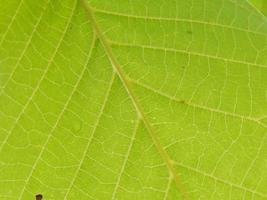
[36,194,43,200]
[180,100,185,104]
[186,30,192,34]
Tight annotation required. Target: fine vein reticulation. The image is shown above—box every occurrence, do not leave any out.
[0,0,266,199]
[80,0,189,199]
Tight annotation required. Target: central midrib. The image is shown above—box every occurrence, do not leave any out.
[80,0,189,199]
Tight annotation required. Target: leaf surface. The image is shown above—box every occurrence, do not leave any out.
[0,0,266,199]
[249,0,267,15]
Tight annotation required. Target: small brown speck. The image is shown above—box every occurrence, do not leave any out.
[36,194,43,200]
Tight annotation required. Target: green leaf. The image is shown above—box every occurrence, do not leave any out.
[0,0,266,199]
[249,0,267,16]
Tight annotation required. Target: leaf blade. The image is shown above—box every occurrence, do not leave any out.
[0,0,266,199]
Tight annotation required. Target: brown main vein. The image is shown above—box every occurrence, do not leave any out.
[80,0,189,199]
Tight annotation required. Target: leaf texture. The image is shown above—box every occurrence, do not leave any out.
[249,0,267,15]
[0,0,266,199]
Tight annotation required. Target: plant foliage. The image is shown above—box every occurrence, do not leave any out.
[0,0,266,199]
